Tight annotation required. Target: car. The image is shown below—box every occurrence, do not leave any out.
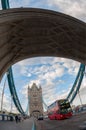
[38,115,43,120]
[44,115,48,119]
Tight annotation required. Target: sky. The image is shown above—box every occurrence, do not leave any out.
[0,0,86,113]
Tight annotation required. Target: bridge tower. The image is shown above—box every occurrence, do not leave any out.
[28,83,43,117]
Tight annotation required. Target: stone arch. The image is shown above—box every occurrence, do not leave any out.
[0,8,86,80]
[31,110,41,117]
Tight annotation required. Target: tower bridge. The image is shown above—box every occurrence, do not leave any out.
[28,83,43,117]
[0,0,86,130]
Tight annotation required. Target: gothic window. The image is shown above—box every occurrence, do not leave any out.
[33,94,37,97]
[33,102,38,106]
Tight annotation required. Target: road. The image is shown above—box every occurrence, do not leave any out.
[37,112,86,130]
[0,112,86,130]
[0,117,33,130]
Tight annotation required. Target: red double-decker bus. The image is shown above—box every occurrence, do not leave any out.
[48,99,72,120]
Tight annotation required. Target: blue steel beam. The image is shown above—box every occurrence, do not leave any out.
[7,67,25,114]
[70,64,85,103]
[67,64,85,103]
[1,0,9,9]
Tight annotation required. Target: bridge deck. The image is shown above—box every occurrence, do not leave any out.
[0,117,33,130]
[37,112,86,130]
[1,112,86,130]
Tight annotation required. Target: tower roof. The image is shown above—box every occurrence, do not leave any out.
[31,83,38,90]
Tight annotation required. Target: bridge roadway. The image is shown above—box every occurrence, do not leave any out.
[0,112,86,130]
[0,117,33,130]
[36,112,86,130]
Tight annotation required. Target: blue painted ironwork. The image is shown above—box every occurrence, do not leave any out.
[7,67,25,114]
[67,64,85,103]
[1,0,9,9]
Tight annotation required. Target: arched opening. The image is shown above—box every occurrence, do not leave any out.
[0,8,86,80]
[31,110,41,118]
[0,5,86,130]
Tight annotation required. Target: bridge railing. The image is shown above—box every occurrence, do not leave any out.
[0,114,15,121]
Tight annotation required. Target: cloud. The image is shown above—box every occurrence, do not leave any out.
[43,81,73,106]
[79,75,86,90]
[0,1,1,9]
[9,0,31,8]
[14,57,69,76]
[47,0,86,21]
[1,0,85,22]
[14,57,80,99]
[62,59,80,75]
[73,87,86,106]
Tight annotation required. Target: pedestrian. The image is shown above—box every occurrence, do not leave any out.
[15,115,18,123]
[21,116,24,122]
[18,115,21,122]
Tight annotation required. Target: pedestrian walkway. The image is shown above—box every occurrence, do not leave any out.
[0,117,34,130]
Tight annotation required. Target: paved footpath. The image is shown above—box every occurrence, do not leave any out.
[0,117,34,130]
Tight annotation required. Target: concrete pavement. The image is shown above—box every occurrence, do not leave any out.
[0,117,34,130]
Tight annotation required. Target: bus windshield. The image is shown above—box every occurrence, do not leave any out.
[58,100,72,114]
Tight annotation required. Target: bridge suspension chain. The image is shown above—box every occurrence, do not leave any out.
[66,64,85,103]
[7,67,25,115]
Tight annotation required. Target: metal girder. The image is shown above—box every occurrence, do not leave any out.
[7,67,25,114]
[1,0,9,9]
[67,64,85,103]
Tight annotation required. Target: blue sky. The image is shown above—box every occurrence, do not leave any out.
[0,0,86,113]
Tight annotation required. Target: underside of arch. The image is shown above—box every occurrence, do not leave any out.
[0,8,86,80]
